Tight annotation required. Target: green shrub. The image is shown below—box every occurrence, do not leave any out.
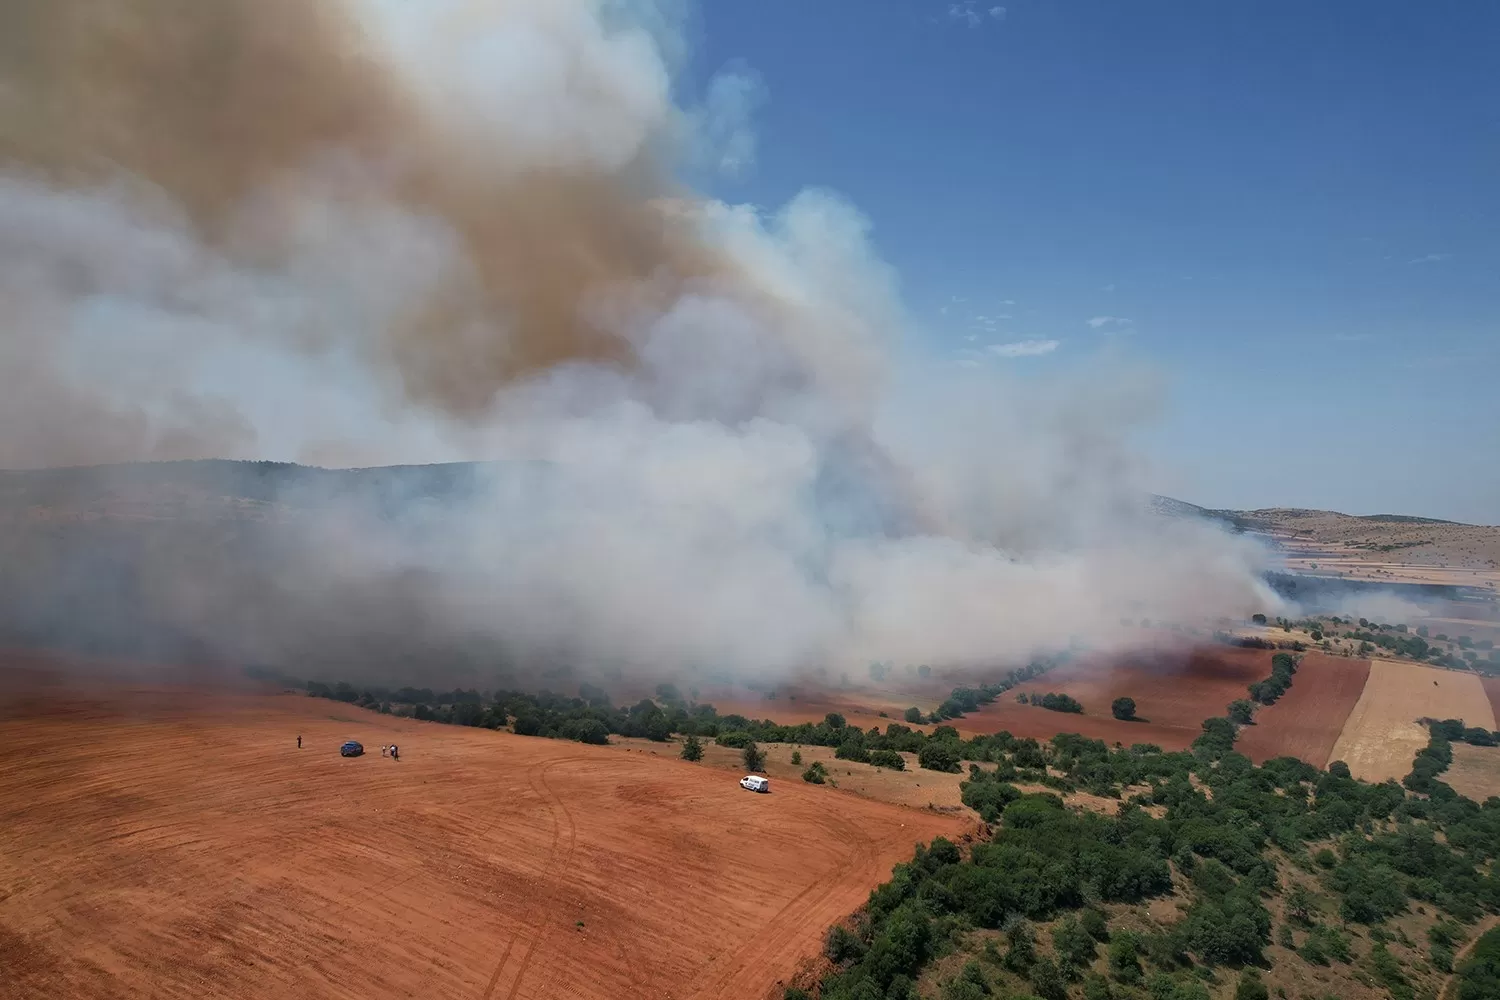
[869,749,906,770]
[1235,969,1269,1000]
[835,740,871,764]
[918,740,962,773]
[679,734,703,761]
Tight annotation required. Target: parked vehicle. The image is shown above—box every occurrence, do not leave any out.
[340,740,364,757]
[739,774,769,793]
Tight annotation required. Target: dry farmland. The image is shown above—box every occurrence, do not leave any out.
[0,672,964,1000]
[1328,659,1497,783]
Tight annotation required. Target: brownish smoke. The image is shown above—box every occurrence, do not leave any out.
[0,0,725,419]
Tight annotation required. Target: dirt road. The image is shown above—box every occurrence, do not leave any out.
[0,679,962,999]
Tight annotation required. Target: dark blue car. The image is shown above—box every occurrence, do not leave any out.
[340,740,364,758]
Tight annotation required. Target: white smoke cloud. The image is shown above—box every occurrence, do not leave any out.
[0,0,1279,684]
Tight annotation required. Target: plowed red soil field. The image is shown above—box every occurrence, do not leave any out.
[946,647,1274,750]
[0,674,963,1000]
[944,647,1368,765]
[1234,652,1370,767]
[1482,677,1500,728]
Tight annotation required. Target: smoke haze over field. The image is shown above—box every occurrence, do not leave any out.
[0,0,1278,684]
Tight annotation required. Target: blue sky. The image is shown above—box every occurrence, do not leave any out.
[684,1,1499,523]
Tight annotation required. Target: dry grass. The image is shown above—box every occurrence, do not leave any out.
[1446,742,1500,803]
[1329,659,1495,781]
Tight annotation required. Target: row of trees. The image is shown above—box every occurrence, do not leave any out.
[1248,651,1299,705]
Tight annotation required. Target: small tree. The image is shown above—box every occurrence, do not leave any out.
[802,761,828,784]
[679,734,704,762]
[1228,699,1257,725]
[1107,933,1142,984]
[1286,884,1315,924]
[904,706,923,724]
[1052,914,1098,973]
[1028,956,1067,1000]
[1234,970,1269,1000]
[743,742,765,772]
[1003,917,1037,973]
[790,750,802,766]
[1111,697,1137,721]
[1251,613,1268,625]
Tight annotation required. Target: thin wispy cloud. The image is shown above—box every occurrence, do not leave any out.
[1000,299,1016,305]
[947,2,1005,27]
[989,339,1059,358]
[1407,253,1452,265]
[1087,316,1133,330]
[1333,332,1373,343]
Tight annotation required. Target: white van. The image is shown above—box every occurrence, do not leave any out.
[739,775,770,793]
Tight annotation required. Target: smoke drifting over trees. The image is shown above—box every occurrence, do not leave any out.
[0,1,1276,684]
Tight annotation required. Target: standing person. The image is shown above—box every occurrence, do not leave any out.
[296,735,301,749]
[391,744,399,761]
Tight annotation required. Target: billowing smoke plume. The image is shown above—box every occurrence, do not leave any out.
[0,0,1277,685]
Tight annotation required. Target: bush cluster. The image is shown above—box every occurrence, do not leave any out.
[1247,652,1299,705]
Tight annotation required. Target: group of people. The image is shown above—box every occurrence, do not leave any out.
[292,735,399,759]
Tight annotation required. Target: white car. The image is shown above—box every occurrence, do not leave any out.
[739,775,770,793]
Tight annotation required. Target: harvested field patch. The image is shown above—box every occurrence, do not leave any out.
[0,676,962,1000]
[1328,659,1495,783]
[640,739,969,811]
[1235,653,1370,767]
[1445,743,1500,803]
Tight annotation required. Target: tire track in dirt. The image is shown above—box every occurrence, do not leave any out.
[2,681,970,1000]
[681,809,878,1000]
[479,757,580,1000]
[518,758,648,1000]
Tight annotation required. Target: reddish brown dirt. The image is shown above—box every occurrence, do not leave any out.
[946,648,1278,751]
[1234,653,1371,767]
[697,690,928,732]
[0,675,963,1000]
[1482,677,1500,729]
[927,648,1371,766]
